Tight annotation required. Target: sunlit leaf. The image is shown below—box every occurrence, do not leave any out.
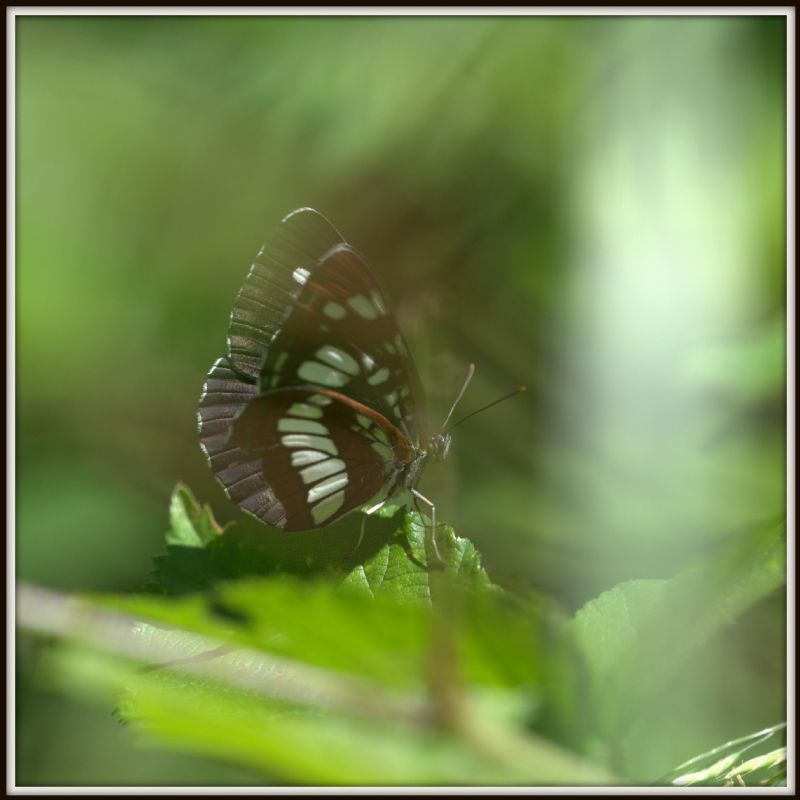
[341,506,494,602]
[166,483,227,548]
[660,723,786,787]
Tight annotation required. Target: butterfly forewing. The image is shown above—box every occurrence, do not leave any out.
[226,208,345,381]
[256,242,426,444]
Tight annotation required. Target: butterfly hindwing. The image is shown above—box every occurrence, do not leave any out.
[228,387,411,530]
[197,356,286,526]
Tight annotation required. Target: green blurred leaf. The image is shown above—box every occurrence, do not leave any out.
[47,641,601,786]
[102,567,539,693]
[569,579,668,685]
[570,519,786,743]
[19,580,613,786]
[681,317,786,406]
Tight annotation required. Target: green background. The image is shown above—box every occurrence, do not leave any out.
[16,15,786,786]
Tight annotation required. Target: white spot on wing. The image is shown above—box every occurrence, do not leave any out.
[298,361,348,387]
[311,489,345,524]
[281,434,338,455]
[288,402,323,419]
[347,294,378,320]
[291,450,328,467]
[278,418,328,435]
[316,345,359,376]
[300,458,346,485]
[373,426,389,445]
[323,301,346,320]
[367,367,390,386]
[292,266,311,285]
[371,441,393,462]
[307,473,348,504]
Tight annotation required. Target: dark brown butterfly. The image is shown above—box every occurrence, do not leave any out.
[198,208,521,558]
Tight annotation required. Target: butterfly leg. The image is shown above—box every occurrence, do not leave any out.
[347,501,387,558]
[410,488,443,565]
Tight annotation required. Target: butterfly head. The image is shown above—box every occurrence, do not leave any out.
[428,432,452,462]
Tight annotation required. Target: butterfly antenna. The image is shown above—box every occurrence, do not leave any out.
[440,363,476,432]
[444,385,526,433]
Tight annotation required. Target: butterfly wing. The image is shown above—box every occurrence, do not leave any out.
[226,207,346,381]
[197,356,287,526]
[256,241,427,445]
[199,208,425,530]
[227,386,411,530]
[198,367,400,529]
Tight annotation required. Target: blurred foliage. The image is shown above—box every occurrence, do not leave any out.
[16,14,786,787]
[18,486,784,785]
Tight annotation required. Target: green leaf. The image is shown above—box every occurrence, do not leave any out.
[568,519,786,765]
[102,567,538,692]
[570,579,668,685]
[341,507,494,602]
[46,641,609,786]
[21,578,612,786]
[150,503,404,595]
[153,491,494,606]
[166,483,226,548]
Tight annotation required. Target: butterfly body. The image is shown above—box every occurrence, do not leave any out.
[198,208,446,534]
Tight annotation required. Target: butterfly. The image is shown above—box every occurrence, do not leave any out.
[198,208,520,559]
